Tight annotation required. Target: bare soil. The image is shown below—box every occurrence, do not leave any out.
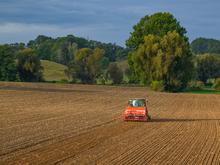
[0,82,220,165]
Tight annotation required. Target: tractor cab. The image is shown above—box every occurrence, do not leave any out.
[123,98,150,121]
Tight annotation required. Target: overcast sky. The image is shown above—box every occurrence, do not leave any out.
[0,0,219,46]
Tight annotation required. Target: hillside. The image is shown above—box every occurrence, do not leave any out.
[41,60,69,82]
[191,38,220,54]
[40,59,129,83]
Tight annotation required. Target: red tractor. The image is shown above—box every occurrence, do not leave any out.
[123,98,151,122]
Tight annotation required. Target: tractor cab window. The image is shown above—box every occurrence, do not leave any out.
[128,99,146,107]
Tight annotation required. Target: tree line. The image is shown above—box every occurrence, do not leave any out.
[191,38,220,54]
[1,12,220,91]
[28,35,128,65]
[0,35,128,84]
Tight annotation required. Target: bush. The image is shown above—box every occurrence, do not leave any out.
[213,78,220,90]
[107,63,123,84]
[59,79,69,84]
[196,54,220,83]
[150,81,164,91]
[188,81,205,90]
[96,74,107,85]
[206,79,215,87]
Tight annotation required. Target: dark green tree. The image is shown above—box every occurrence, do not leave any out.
[126,12,187,50]
[196,54,220,83]
[17,48,43,82]
[100,57,110,69]
[160,31,194,91]
[0,45,18,81]
[28,35,54,60]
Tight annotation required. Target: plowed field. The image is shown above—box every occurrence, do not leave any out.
[1,82,220,165]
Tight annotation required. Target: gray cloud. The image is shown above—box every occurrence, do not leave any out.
[0,0,220,46]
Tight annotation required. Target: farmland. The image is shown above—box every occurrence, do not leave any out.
[0,82,220,164]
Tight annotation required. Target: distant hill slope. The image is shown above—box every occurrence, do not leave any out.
[191,38,220,54]
[41,60,68,81]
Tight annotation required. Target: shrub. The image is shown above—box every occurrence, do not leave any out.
[59,79,69,83]
[150,81,164,91]
[107,63,123,84]
[188,81,205,90]
[206,79,215,87]
[213,78,220,90]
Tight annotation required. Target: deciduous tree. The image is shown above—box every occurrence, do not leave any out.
[17,48,43,82]
[196,54,220,83]
[126,12,187,50]
[66,48,104,83]
[0,45,18,81]
[129,31,194,91]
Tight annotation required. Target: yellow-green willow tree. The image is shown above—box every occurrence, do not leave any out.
[129,31,194,92]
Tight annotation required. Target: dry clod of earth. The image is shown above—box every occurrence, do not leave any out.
[0,82,220,164]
